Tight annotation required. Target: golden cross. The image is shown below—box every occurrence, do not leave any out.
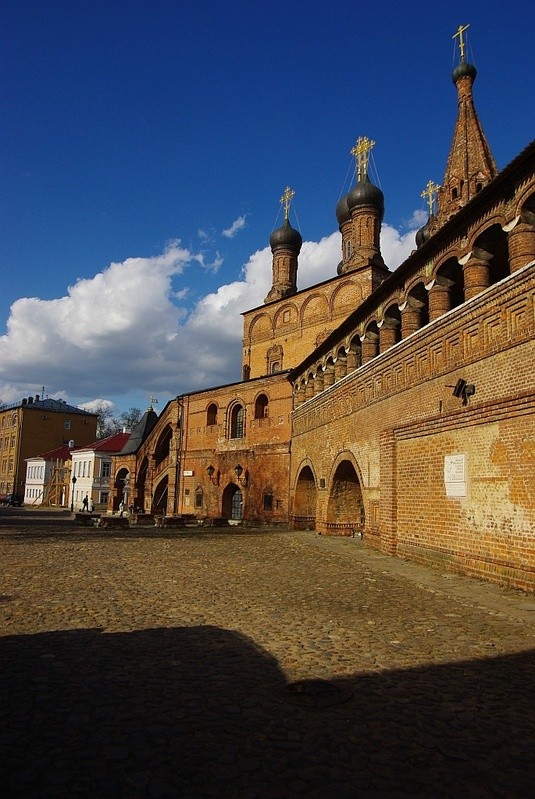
[350,136,375,181]
[280,186,295,220]
[421,180,441,216]
[452,23,470,61]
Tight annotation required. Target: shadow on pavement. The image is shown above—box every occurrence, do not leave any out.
[1,624,533,797]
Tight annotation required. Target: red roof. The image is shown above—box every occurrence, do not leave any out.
[30,444,73,462]
[72,432,130,454]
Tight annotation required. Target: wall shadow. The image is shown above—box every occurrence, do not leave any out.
[1,625,533,797]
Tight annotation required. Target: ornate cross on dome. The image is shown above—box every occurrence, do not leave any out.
[280,186,295,221]
[453,23,470,61]
[351,136,375,181]
[421,179,441,216]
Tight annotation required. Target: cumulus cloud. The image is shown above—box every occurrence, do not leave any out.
[0,217,419,409]
[222,215,247,239]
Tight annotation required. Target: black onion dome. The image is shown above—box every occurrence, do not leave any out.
[336,194,351,225]
[347,173,384,215]
[415,218,431,248]
[269,219,302,251]
[452,60,477,84]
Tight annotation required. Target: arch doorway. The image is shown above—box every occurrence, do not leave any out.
[153,475,169,515]
[326,459,364,535]
[292,465,317,530]
[113,468,130,512]
[222,484,243,520]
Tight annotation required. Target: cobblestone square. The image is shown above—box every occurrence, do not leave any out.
[1,509,534,797]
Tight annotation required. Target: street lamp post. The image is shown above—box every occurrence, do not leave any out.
[70,476,77,512]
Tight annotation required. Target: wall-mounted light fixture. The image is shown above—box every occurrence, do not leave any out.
[234,464,248,487]
[448,378,476,406]
[206,464,219,485]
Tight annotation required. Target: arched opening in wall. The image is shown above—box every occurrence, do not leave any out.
[194,485,204,510]
[113,467,130,512]
[229,404,245,439]
[408,283,429,328]
[380,304,402,351]
[361,321,380,363]
[137,458,148,511]
[474,225,509,286]
[292,465,317,530]
[437,258,464,311]
[254,393,269,419]
[347,335,362,371]
[522,193,535,225]
[222,483,243,520]
[206,403,218,426]
[326,459,364,535]
[154,425,173,468]
[153,475,169,515]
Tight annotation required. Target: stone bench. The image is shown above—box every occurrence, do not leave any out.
[96,516,130,529]
[154,515,188,528]
[74,513,101,526]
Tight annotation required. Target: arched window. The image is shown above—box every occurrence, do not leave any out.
[254,394,269,419]
[206,403,217,426]
[194,486,204,509]
[230,404,245,439]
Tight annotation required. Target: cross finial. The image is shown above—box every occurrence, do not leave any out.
[350,136,375,182]
[421,180,441,216]
[279,186,295,221]
[452,23,470,62]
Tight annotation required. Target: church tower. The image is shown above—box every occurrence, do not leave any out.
[336,137,388,282]
[264,187,302,304]
[435,24,497,226]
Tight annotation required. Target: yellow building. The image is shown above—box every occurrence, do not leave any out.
[0,395,97,500]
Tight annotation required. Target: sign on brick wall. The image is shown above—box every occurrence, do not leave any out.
[444,453,467,498]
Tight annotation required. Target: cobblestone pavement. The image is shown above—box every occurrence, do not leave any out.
[1,508,534,798]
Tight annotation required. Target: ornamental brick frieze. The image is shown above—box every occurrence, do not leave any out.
[292,265,534,435]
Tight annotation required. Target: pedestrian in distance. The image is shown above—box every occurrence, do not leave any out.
[82,495,89,513]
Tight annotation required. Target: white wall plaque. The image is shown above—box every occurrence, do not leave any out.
[444,454,467,498]
[183,470,194,477]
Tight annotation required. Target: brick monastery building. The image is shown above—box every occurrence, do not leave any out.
[112,36,535,592]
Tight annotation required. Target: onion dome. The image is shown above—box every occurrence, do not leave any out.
[269,218,302,252]
[452,60,477,84]
[415,218,432,248]
[347,173,384,217]
[336,194,351,225]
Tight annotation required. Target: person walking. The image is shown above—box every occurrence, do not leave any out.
[82,495,89,513]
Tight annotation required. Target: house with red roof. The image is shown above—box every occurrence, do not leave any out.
[70,432,130,512]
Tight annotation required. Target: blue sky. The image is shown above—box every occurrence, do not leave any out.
[1,1,534,416]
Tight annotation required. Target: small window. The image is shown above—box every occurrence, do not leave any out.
[263,493,273,512]
[271,361,280,374]
[194,486,204,508]
[282,309,291,323]
[254,394,269,419]
[64,420,71,430]
[206,403,218,426]
[230,404,245,439]
[101,461,111,478]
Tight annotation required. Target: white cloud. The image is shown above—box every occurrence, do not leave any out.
[0,216,420,410]
[222,215,247,239]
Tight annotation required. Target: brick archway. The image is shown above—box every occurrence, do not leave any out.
[325,459,364,536]
[292,465,317,530]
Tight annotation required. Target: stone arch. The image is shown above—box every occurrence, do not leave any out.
[136,457,149,511]
[248,312,273,343]
[113,467,130,512]
[301,293,330,324]
[399,282,429,338]
[330,279,362,317]
[154,424,173,468]
[361,320,380,363]
[379,303,402,352]
[326,456,364,535]
[153,474,169,515]
[292,463,317,530]
[433,256,464,315]
[273,302,299,329]
[472,223,509,287]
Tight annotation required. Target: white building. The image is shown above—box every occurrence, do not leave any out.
[24,444,73,507]
[70,432,130,512]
